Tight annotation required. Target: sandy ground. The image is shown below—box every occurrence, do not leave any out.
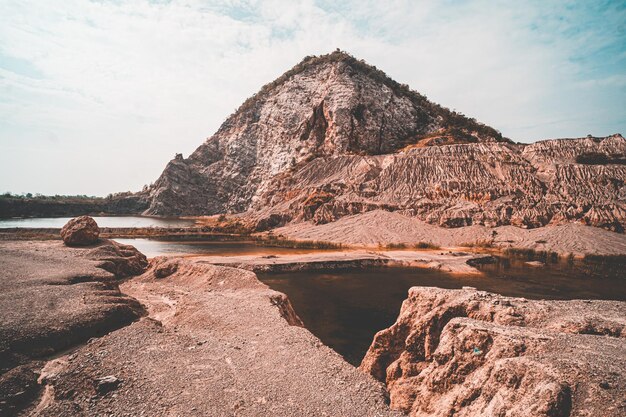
[0,239,147,416]
[194,249,488,274]
[275,210,626,255]
[27,257,401,416]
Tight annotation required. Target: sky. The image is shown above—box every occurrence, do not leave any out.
[1,0,625,196]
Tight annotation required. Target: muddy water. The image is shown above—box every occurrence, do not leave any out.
[257,260,626,366]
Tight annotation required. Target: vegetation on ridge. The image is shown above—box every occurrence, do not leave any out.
[229,49,507,144]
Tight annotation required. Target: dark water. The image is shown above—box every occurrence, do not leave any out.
[114,238,333,258]
[0,216,195,228]
[257,261,626,365]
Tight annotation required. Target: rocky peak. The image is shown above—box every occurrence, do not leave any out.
[143,52,625,232]
[190,50,507,164]
[145,50,509,216]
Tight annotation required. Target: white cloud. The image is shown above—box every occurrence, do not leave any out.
[0,0,624,195]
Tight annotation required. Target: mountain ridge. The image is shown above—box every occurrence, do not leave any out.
[142,51,626,233]
[219,49,509,148]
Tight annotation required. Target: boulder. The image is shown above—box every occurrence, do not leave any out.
[360,287,626,416]
[60,216,100,246]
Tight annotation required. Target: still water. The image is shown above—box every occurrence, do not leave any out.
[0,216,196,228]
[257,261,626,365]
[41,235,624,367]
[114,238,334,258]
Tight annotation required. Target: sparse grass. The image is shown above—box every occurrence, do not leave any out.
[259,235,342,250]
[582,254,626,265]
[504,248,560,263]
[460,239,494,248]
[194,216,253,235]
[578,254,626,279]
[380,241,440,250]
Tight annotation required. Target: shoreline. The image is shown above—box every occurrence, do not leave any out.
[192,249,490,274]
[1,231,625,415]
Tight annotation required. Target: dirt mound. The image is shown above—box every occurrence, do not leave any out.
[276,209,626,255]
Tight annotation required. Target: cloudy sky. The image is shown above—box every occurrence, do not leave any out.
[1,0,624,196]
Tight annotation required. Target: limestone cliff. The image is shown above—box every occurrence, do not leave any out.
[144,50,626,232]
[360,287,626,417]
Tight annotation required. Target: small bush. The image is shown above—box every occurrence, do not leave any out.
[504,248,560,263]
[385,242,407,249]
[413,242,441,249]
[460,239,494,248]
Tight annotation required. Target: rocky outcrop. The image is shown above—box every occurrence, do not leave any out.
[60,216,100,246]
[21,257,401,416]
[251,134,626,231]
[0,239,147,416]
[360,287,626,416]
[141,50,625,233]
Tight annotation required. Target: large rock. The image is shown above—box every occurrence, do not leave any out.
[60,215,100,246]
[0,239,147,416]
[360,287,626,416]
[143,51,507,217]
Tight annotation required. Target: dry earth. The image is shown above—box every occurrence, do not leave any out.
[25,256,399,417]
[0,239,147,416]
[2,228,625,417]
[276,210,626,255]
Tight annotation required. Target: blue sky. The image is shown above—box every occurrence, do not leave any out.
[1,0,625,196]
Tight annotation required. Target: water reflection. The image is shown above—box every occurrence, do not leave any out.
[0,216,195,228]
[114,238,333,258]
[257,263,626,365]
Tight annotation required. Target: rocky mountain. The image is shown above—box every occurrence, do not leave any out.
[144,50,626,232]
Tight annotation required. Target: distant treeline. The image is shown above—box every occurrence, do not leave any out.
[0,192,148,218]
[1,192,100,200]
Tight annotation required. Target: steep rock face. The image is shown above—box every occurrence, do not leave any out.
[145,51,625,232]
[360,287,626,417]
[145,51,506,216]
[252,134,626,231]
